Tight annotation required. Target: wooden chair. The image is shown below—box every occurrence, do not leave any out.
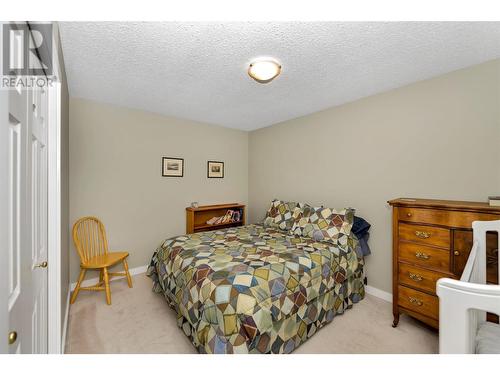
[71,216,133,305]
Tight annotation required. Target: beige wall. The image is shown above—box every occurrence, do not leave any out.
[69,98,249,282]
[249,59,500,294]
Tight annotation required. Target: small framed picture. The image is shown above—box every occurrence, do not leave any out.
[162,157,184,177]
[207,161,224,178]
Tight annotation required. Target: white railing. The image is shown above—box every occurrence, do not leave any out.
[436,220,500,354]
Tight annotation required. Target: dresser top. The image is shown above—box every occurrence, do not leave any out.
[388,198,500,213]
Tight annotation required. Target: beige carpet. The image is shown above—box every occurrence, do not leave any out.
[65,273,438,354]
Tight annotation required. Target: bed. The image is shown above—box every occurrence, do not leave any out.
[147,221,366,354]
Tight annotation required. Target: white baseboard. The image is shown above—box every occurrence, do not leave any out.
[365,285,392,303]
[61,289,70,354]
[70,264,148,291]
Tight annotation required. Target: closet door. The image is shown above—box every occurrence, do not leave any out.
[30,85,49,354]
[3,23,49,354]
[6,76,32,353]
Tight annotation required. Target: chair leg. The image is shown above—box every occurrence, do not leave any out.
[99,269,104,285]
[103,267,111,305]
[70,268,87,304]
[123,258,133,288]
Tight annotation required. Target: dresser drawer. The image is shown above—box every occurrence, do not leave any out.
[399,222,450,248]
[399,206,500,228]
[398,263,449,294]
[398,241,450,272]
[398,285,438,320]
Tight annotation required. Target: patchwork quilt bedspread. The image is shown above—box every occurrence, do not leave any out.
[147,224,365,353]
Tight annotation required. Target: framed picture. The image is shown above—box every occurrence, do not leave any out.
[162,157,184,177]
[207,161,224,178]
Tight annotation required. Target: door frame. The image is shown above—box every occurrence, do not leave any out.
[0,22,9,353]
[47,80,62,354]
[47,23,64,354]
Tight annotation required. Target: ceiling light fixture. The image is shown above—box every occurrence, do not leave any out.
[248,58,281,84]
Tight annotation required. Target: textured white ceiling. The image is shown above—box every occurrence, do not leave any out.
[59,22,500,131]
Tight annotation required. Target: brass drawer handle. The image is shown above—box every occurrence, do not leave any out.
[415,230,431,239]
[409,297,423,306]
[406,212,412,217]
[409,272,423,282]
[454,251,460,256]
[415,252,430,260]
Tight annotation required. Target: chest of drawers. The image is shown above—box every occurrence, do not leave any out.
[388,198,500,329]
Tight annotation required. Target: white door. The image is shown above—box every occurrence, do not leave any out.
[7,83,30,353]
[30,85,49,354]
[5,29,49,354]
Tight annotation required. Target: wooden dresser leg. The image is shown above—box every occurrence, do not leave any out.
[392,312,400,328]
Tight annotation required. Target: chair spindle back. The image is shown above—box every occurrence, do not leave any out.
[72,216,109,264]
